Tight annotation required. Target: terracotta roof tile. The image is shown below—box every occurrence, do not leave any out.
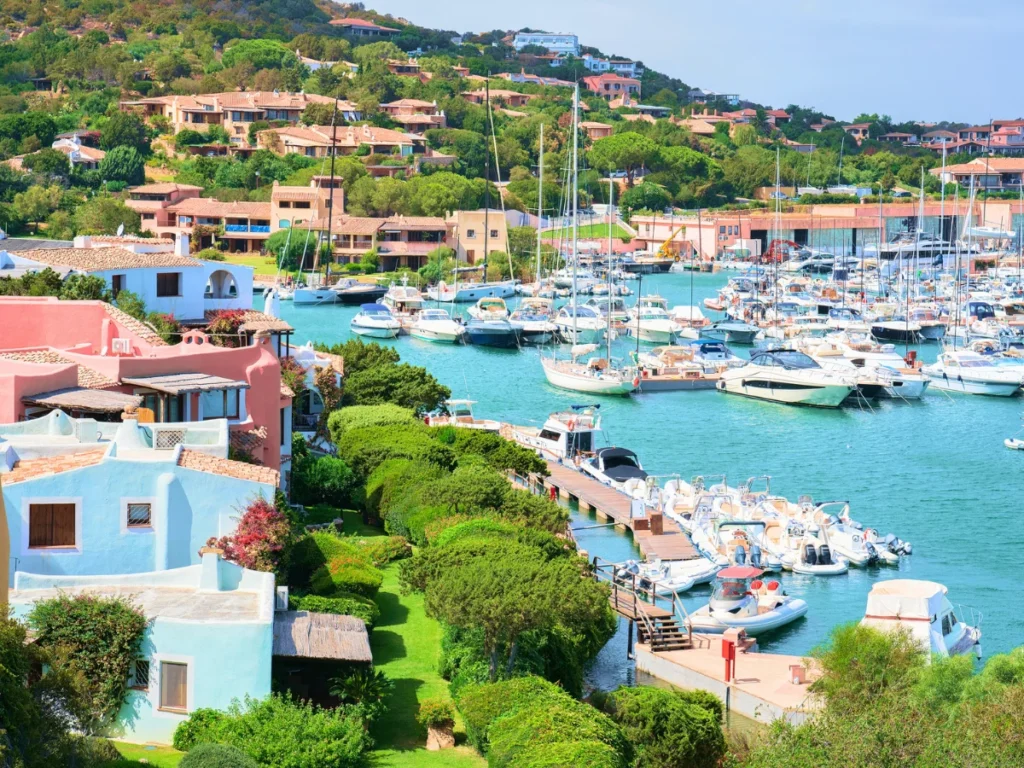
[102,304,169,346]
[19,246,199,271]
[0,350,116,388]
[201,309,293,333]
[229,425,267,456]
[177,448,279,486]
[3,449,107,485]
[168,199,271,218]
[130,183,204,195]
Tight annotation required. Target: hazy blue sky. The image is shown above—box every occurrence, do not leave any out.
[371,0,1017,124]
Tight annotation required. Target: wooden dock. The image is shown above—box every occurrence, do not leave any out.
[542,462,699,561]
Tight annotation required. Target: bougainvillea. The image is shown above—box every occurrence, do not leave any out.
[314,364,342,445]
[280,355,308,401]
[207,309,248,348]
[205,496,293,575]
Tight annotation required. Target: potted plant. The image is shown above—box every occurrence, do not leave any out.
[417,697,455,751]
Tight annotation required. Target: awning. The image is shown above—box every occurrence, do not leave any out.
[122,373,249,395]
[273,611,372,662]
[22,387,142,413]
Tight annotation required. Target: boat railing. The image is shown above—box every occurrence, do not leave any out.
[956,603,983,630]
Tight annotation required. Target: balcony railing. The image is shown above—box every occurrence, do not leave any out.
[224,224,271,234]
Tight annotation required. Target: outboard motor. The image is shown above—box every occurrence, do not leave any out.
[864,541,879,563]
[883,533,899,555]
[900,540,912,556]
[803,544,818,566]
[818,545,833,566]
[734,545,747,565]
[750,544,763,568]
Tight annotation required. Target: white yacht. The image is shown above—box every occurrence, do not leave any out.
[349,303,401,339]
[509,298,558,345]
[426,279,516,303]
[625,303,684,344]
[580,446,647,489]
[861,580,982,659]
[466,296,510,321]
[922,350,1023,396]
[430,399,501,432]
[614,558,720,597]
[508,405,603,461]
[541,347,638,396]
[410,308,467,344]
[382,283,426,330]
[553,304,606,344]
[716,349,857,407]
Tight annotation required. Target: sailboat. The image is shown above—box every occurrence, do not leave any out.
[541,90,638,396]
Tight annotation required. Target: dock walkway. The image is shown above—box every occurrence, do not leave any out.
[542,462,699,561]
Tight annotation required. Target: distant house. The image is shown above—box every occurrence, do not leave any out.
[581,121,614,140]
[580,54,643,78]
[462,89,534,108]
[448,209,509,265]
[582,73,641,101]
[386,59,422,77]
[879,132,919,145]
[259,124,426,159]
[511,32,580,55]
[923,129,957,145]
[497,70,573,88]
[957,125,991,143]
[328,17,400,37]
[687,89,740,106]
[932,157,1024,190]
[126,183,203,233]
[380,99,446,134]
[842,123,872,142]
[51,136,105,170]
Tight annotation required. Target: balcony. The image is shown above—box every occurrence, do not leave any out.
[224,224,271,234]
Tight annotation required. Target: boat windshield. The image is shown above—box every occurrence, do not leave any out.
[713,578,750,601]
[561,306,599,318]
[420,309,450,320]
[752,350,820,370]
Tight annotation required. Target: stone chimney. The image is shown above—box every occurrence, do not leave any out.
[175,232,190,256]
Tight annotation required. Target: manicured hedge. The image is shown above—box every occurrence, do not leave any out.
[289,532,363,587]
[327,404,417,443]
[431,518,569,559]
[288,592,380,629]
[455,676,582,753]
[515,739,626,768]
[180,743,258,768]
[337,424,456,477]
[351,535,411,567]
[310,555,383,598]
[486,699,630,768]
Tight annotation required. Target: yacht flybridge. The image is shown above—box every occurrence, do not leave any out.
[508,405,603,462]
[861,580,982,658]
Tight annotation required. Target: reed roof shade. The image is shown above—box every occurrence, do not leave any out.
[273,611,372,662]
[21,387,142,413]
[121,373,249,395]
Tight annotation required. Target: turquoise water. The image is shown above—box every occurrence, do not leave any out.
[264,272,1023,673]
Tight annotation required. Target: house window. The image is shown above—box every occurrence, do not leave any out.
[28,503,76,549]
[130,659,150,690]
[111,274,125,298]
[466,229,476,238]
[127,503,152,528]
[719,226,726,234]
[159,662,188,712]
[156,273,181,297]
[490,229,498,238]
[200,389,240,420]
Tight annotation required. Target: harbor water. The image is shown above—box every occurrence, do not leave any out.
[263,271,1023,687]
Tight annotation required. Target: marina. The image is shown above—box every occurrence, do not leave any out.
[262,268,1024,673]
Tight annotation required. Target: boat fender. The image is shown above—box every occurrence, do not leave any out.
[750,579,763,592]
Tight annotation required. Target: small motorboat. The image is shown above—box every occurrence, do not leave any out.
[466,296,511,321]
[429,399,501,432]
[703,319,760,345]
[686,566,809,635]
[614,558,720,597]
[1006,437,1024,450]
[465,315,519,348]
[509,297,558,345]
[768,521,849,575]
[922,350,1023,396]
[349,303,401,339]
[581,446,647,489]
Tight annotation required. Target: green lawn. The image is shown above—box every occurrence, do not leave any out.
[223,253,284,277]
[544,222,633,241]
[369,565,486,768]
[109,743,183,767]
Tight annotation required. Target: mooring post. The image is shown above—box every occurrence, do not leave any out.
[627,619,634,659]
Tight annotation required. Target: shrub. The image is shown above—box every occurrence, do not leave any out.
[417,697,455,729]
[182,694,371,768]
[180,743,258,768]
[329,668,392,721]
[289,531,363,586]
[363,458,444,529]
[196,248,225,261]
[173,708,226,750]
[288,592,380,629]
[486,699,629,767]
[205,496,293,576]
[28,593,147,732]
[516,740,625,768]
[311,555,384,598]
[599,686,725,768]
[456,676,570,752]
[498,489,569,534]
[291,455,361,508]
[337,424,456,477]
[431,518,568,560]
[327,404,417,443]
[352,535,411,567]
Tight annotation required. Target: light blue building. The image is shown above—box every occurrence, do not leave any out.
[1,411,279,583]
[9,553,275,744]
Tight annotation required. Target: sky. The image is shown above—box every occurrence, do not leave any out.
[369,0,1020,124]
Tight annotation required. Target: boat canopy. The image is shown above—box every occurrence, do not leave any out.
[865,579,947,621]
[717,566,764,580]
[360,303,389,312]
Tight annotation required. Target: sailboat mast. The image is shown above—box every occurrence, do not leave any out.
[607,177,614,361]
[571,84,579,340]
[536,122,544,285]
[317,96,340,278]
[484,78,490,272]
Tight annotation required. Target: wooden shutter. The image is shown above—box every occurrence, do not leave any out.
[28,504,75,548]
[160,662,188,711]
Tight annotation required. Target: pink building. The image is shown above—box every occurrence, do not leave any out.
[582,73,641,100]
[0,298,287,472]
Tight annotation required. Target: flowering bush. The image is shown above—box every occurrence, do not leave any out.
[206,496,293,574]
[280,355,308,400]
[208,309,248,348]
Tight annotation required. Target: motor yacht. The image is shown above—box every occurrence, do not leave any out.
[382,283,426,332]
[636,346,721,391]
[410,308,467,344]
[349,303,401,339]
[508,405,603,461]
[702,319,760,344]
[922,350,1023,396]
[553,304,607,344]
[625,304,684,344]
[716,349,857,407]
[826,306,872,333]
[871,318,922,344]
[466,297,511,321]
[584,295,630,324]
[861,580,982,658]
[465,315,519,348]
[686,567,809,635]
[509,298,558,345]
[908,307,947,341]
[426,279,516,302]
[833,333,930,399]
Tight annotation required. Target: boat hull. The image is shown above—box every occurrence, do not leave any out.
[871,324,921,343]
[350,324,399,339]
[703,326,759,344]
[541,360,637,395]
[466,327,519,348]
[717,379,854,408]
[292,288,337,304]
[924,374,1020,396]
[687,599,809,635]
[411,326,464,343]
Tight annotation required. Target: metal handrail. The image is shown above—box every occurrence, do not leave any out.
[592,556,693,646]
